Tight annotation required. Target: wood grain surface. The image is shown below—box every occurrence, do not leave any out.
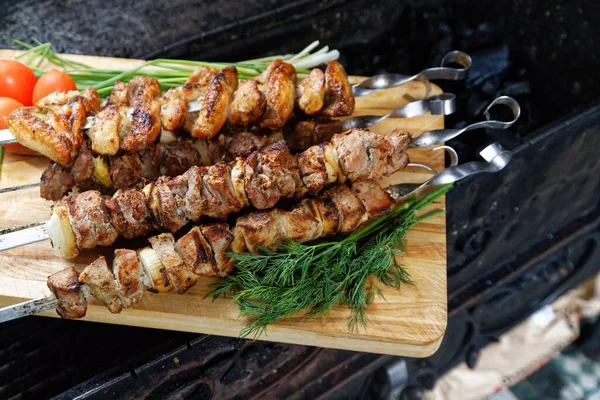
[0,50,447,358]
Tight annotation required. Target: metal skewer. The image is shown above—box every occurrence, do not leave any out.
[0,139,512,323]
[352,50,472,97]
[341,93,456,131]
[0,52,471,147]
[0,96,520,254]
[408,96,521,148]
[0,93,460,195]
[0,100,203,146]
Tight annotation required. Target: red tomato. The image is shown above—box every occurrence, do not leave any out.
[0,96,23,129]
[0,97,38,155]
[32,69,77,104]
[0,60,38,106]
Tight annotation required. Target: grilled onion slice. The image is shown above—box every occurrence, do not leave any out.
[46,206,79,259]
[93,157,112,188]
[137,247,171,293]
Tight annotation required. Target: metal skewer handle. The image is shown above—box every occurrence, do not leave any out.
[341,93,456,131]
[409,96,521,148]
[352,50,472,97]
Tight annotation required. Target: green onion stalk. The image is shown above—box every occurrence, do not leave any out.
[4,37,340,97]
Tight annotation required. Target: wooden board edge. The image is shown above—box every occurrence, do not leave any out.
[0,294,447,358]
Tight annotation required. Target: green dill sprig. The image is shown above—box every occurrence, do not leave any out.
[210,184,452,338]
[3,37,340,97]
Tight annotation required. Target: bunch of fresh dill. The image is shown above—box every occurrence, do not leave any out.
[210,184,452,338]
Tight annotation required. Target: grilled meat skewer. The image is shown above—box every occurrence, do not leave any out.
[45,129,411,258]
[40,118,344,201]
[6,61,354,166]
[47,180,406,319]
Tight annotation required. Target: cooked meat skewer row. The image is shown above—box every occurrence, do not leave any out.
[40,118,344,201]
[47,179,407,319]
[46,129,411,258]
[6,61,354,166]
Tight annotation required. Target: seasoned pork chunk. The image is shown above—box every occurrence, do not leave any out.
[47,267,87,319]
[296,68,325,115]
[200,223,235,277]
[351,181,395,218]
[122,76,162,151]
[105,188,155,239]
[191,66,238,139]
[7,101,86,166]
[319,61,355,117]
[229,80,266,127]
[65,190,118,249]
[259,60,297,130]
[244,141,302,209]
[41,163,75,201]
[79,256,123,313]
[176,226,218,277]
[149,233,197,294]
[113,249,145,307]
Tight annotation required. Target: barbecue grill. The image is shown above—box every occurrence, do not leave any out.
[1,0,598,398]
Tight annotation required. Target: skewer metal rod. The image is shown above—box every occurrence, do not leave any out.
[0,295,58,323]
[0,100,203,146]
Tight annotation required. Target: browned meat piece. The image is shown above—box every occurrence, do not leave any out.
[186,66,219,85]
[147,176,188,232]
[201,163,242,219]
[191,66,238,139]
[159,139,200,177]
[200,223,235,277]
[113,249,145,307]
[105,81,129,106]
[331,130,370,181]
[226,130,282,158]
[47,266,87,319]
[71,141,95,189]
[384,130,412,176]
[105,188,155,239]
[183,166,208,222]
[207,129,281,163]
[88,104,121,155]
[284,118,343,152]
[160,83,207,131]
[37,87,101,115]
[313,193,340,236]
[278,200,323,244]
[351,181,395,218]
[139,143,163,182]
[65,191,118,249]
[319,61,355,117]
[297,145,327,195]
[235,209,283,253]
[121,77,162,151]
[149,233,197,294]
[244,141,303,209]
[79,256,123,313]
[326,185,366,234]
[7,101,86,166]
[110,153,143,190]
[259,60,297,130]
[40,163,75,201]
[296,68,325,115]
[80,88,102,115]
[229,80,266,127]
[330,129,411,181]
[175,226,218,277]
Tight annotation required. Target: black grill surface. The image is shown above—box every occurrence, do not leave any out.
[0,0,598,398]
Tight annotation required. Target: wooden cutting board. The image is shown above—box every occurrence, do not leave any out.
[0,50,447,358]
